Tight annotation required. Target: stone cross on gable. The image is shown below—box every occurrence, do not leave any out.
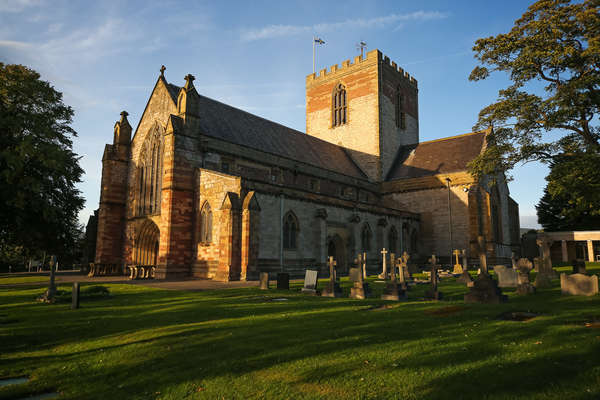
[184,73,195,89]
[160,65,166,77]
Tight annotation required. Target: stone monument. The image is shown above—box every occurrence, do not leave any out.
[71,282,80,309]
[560,273,599,296]
[301,270,319,295]
[378,248,388,279]
[452,249,463,274]
[425,255,441,300]
[321,256,342,297]
[493,265,518,288]
[534,238,557,288]
[38,255,57,303]
[515,258,535,295]
[259,272,269,290]
[350,263,370,299]
[381,253,405,301]
[464,240,507,303]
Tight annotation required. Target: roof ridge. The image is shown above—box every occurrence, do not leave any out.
[418,129,488,145]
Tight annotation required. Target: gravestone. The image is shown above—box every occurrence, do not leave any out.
[572,260,587,274]
[477,236,488,274]
[321,257,342,297]
[535,238,557,289]
[560,273,599,296]
[457,269,473,286]
[259,272,269,290]
[493,265,518,288]
[396,253,410,291]
[381,253,405,301]
[461,249,468,272]
[71,282,80,310]
[424,255,442,300]
[452,249,463,274]
[361,252,367,279]
[277,272,289,290]
[511,252,518,269]
[533,257,541,272]
[38,255,57,303]
[464,272,507,304]
[301,270,319,295]
[516,258,535,295]
[378,248,389,279]
[350,267,371,299]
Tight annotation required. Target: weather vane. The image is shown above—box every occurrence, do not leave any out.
[356,41,367,58]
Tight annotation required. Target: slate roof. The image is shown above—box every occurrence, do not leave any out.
[386,131,487,181]
[173,85,367,179]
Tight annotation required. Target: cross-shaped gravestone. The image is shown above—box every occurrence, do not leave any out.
[477,236,488,274]
[378,248,388,279]
[396,254,408,291]
[425,255,441,300]
[452,249,463,274]
[321,256,341,297]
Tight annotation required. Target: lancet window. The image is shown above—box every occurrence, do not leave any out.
[283,211,299,250]
[199,202,213,244]
[332,83,347,127]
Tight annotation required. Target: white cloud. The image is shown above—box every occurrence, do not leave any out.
[0,39,32,50]
[0,0,42,13]
[240,11,448,41]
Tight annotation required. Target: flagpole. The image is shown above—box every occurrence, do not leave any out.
[313,36,315,74]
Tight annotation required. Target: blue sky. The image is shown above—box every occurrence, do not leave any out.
[0,0,546,228]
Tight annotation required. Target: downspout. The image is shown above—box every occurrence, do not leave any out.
[280,193,284,272]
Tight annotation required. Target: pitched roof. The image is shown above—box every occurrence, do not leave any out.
[386,131,487,181]
[175,86,367,179]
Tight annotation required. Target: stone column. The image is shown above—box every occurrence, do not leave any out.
[561,240,568,263]
[588,240,595,262]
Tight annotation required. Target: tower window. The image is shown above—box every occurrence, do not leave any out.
[396,87,406,129]
[332,83,347,127]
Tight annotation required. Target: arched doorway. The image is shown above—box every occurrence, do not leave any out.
[327,234,347,273]
[135,220,160,265]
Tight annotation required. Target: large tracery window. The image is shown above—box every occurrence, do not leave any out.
[332,83,347,127]
[283,211,299,250]
[199,202,213,244]
[136,124,164,216]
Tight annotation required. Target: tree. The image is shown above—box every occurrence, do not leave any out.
[468,0,600,179]
[536,152,600,231]
[0,63,84,259]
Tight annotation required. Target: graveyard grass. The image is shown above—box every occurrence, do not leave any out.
[1,266,600,400]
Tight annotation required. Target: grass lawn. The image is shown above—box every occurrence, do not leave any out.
[1,267,599,400]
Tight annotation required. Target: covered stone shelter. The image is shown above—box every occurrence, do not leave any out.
[538,231,600,263]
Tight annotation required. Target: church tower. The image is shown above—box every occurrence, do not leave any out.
[305,49,419,182]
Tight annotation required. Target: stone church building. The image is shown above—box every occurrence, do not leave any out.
[94,49,520,280]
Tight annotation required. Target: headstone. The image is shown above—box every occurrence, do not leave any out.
[399,251,412,283]
[381,253,405,301]
[493,265,518,288]
[350,266,371,299]
[425,255,442,300]
[321,257,342,297]
[301,269,319,295]
[477,236,488,274]
[38,255,57,303]
[560,273,599,296]
[276,272,289,290]
[457,269,473,286]
[71,282,80,309]
[461,249,468,272]
[378,248,388,279]
[259,272,269,290]
[464,272,508,304]
[534,238,557,289]
[511,252,518,269]
[362,252,367,279]
[572,260,587,275]
[516,258,535,295]
[533,257,541,272]
[452,249,463,274]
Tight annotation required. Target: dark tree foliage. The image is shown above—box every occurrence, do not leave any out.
[469,0,600,179]
[536,152,600,231]
[0,63,84,258]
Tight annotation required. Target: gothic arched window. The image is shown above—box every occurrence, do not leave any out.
[200,202,213,244]
[388,226,398,254]
[396,86,406,129]
[136,124,164,216]
[332,83,347,127]
[361,223,372,252]
[283,212,299,250]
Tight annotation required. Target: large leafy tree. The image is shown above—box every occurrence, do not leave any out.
[0,63,84,260]
[536,152,600,230]
[468,0,599,178]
